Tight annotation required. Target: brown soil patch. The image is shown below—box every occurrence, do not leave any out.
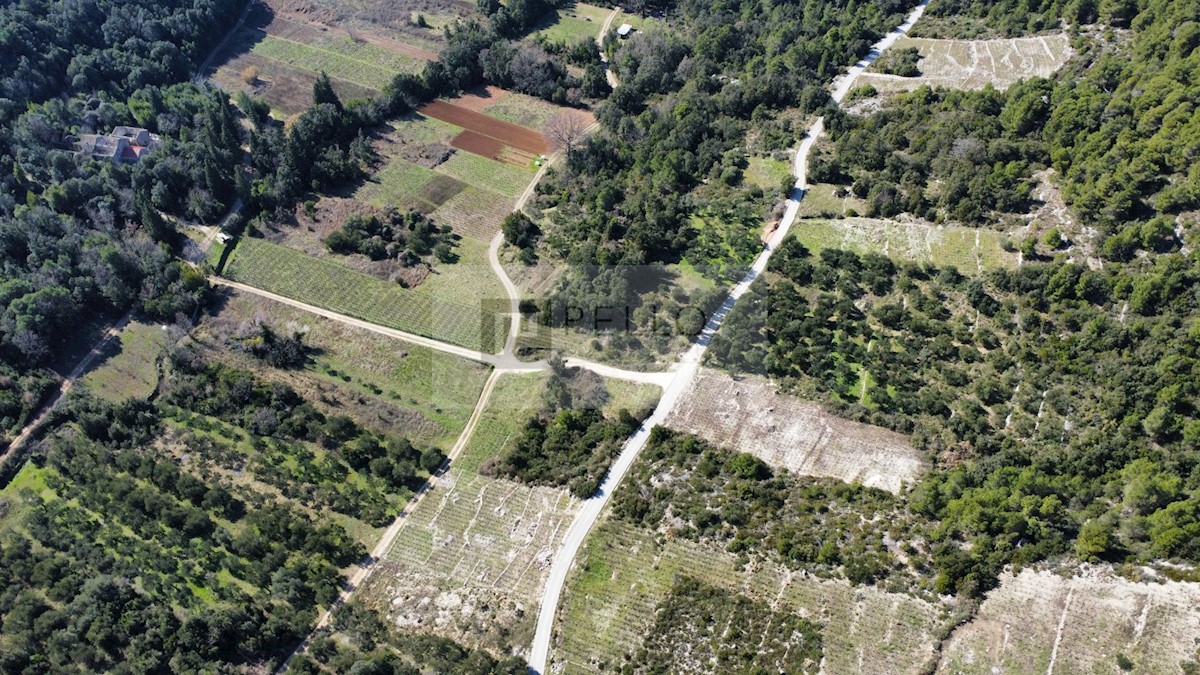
[452,85,512,112]
[450,129,505,159]
[420,100,548,155]
[665,368,927,494]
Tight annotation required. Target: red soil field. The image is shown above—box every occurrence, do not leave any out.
[451,130,506,159]
[419,100,549,155]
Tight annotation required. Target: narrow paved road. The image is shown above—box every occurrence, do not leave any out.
[526,1,929,670]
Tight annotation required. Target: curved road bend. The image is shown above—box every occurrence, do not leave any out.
[209,278,669,387]
[526,1,929,671]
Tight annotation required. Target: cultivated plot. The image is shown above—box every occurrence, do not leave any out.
[939,567,1200,674]
[792,217,1017,274]
[857,34,1073,92]
[666,368,926,494]
[223,237,509,353]
[364,371,660,655]
[369,372,564,653]
[553,519,943,673]
[197,288,491,449]
[209,5,436,115]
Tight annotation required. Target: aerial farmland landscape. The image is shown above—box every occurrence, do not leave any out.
[2,0,1200,672]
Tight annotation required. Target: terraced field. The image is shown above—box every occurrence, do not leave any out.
[250,34,423,90]
[792,217,1017,273]
[208,5,434,114]
[553,519,944,673]
[857,34,1074,93]
[939,567,1200,674]
[432,185,513,241]
[366,373,564,653]
[223,237,508,352]
[667,368,926,494]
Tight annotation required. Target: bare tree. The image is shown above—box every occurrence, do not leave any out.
[544,112,588,158]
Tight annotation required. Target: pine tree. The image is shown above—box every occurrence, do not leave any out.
[312,71,342,110]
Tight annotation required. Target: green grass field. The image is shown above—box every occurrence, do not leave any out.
[250,34,422,91]
[790,218,1017,274]
[79,320,167,402]
[553,519,943,673]
[435,152,533,199]
[796,183,867,218]
[483,93,581,132]
[389,112,461,144]
[431,185,513,241]
[224,237,508,352]
[744,155,793,192]
[0,463,56,536]
[532,2,612,44]
[355,157,439,207]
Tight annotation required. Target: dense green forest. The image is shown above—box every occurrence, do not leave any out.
[525,0,913,332]
[709,238,1200,592]
[812,81,1050,223]
[705,0,1200,595]
[913,0,1098,37]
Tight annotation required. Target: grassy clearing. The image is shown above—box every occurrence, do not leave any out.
[79,321,168,402]
[553,519,942,673]
[435,151,534,199]
[0,463,56,535]
[482,93,586,133]
[532,2,612,44]
[796,183,867,218]
[200,290,491,449]
[791,218,1017,274]
[744,155,792,192]
[600,379,660,418]
[514,324,679,372]
[224,237,507,352]
[388,112,461,145]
